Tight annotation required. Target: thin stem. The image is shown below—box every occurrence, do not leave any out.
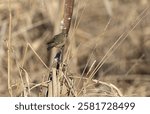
[8,0,13,96]
[63,0,74,35]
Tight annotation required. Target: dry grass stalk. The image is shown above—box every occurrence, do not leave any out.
[7,0,13,96]
[51,67,58,97]
[46,0,75,97]
[63,0,74,35]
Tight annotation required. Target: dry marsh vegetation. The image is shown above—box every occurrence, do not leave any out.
[0,0,150,97]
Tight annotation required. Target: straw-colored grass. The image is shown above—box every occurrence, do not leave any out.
[0,0,150,96]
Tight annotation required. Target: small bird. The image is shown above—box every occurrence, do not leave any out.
[47,32,67,50]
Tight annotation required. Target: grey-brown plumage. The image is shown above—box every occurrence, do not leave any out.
[47,32,66,50]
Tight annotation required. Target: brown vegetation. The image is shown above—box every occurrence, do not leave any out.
[0,0,150,96]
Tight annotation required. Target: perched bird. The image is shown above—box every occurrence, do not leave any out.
[47,32,67,50]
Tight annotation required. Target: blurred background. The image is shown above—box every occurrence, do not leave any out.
[0,0,150,96]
